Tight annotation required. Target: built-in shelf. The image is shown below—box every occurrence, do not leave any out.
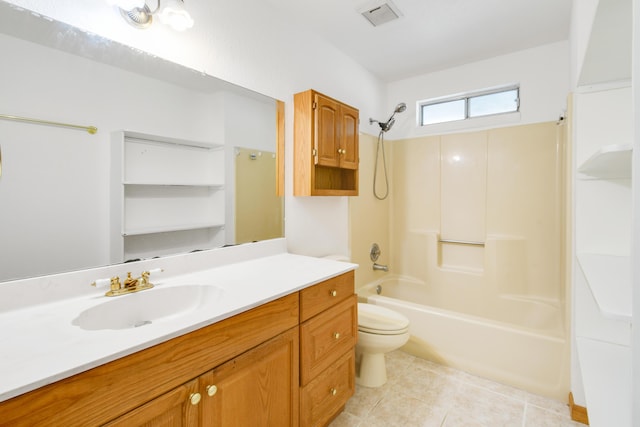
[577,144,632,179]
[576,337,631,427]
[111,130,226,263]
[577,253,631,321]
[123,222,225,236]
[123,182,224,188]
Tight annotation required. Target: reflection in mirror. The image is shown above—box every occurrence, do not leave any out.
[0,3,283,282]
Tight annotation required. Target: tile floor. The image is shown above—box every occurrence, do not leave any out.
[330,351,585,427]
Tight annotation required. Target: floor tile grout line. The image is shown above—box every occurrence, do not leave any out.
[334,351,576,427]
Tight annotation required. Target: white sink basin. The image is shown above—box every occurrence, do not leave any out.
[72,285,223,330]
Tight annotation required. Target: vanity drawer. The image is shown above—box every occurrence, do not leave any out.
[300,294,357,385]
[300,270,354,322]
[300,349,355,427]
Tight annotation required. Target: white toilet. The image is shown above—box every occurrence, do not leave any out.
[356,303,410,387]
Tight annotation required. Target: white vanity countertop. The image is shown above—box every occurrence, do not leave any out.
[0,252,357,402]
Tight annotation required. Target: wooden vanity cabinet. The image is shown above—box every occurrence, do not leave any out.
[294,89,359,196]
[0,272,356,427]
[299,271,357,427]
[0,294,299,427]
[106,328,299,427]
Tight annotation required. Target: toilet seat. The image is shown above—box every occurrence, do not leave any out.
[358,303,409,335]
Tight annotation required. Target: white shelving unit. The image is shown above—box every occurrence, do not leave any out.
[575,139,633,426]
[110,131,225,263]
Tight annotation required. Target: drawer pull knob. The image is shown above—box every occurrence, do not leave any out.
[189,392,202,405]
[206,385,218,397]
[333,332,341,340]
[330,388,338,396]
[330,290,338,297]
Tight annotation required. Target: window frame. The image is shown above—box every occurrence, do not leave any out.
[419,85,520,127]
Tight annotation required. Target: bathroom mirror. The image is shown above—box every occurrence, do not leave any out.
[0,3,284,282]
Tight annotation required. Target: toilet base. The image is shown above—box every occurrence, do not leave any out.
[356,352,387,388]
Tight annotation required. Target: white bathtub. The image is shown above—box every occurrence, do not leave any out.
[359,277,569,400]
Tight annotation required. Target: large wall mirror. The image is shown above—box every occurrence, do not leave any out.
[0,3,284,282]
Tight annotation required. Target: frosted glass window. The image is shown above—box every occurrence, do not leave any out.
[419,85,519,126]
[468,88,518,118]
[421,99,465,125]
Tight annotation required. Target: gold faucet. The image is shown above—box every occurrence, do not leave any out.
[91,269,163,297]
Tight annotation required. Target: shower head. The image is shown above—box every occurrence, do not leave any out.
[369,101,407,132]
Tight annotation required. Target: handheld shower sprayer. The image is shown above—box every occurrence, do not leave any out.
[371,102,406,200]
[369,102,407,133]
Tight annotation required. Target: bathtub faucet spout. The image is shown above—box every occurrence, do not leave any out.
[372,263,389,272]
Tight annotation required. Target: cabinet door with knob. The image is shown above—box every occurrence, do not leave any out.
[314,93,358,171]
[337,102,358,170]
[103,378,200,427]
[199,327,299,427]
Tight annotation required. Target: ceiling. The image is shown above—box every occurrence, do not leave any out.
[264,0,573,82]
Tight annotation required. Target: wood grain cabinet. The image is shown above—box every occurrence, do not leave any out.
[0,273,357,427]
[199,328,299,426]
[104,378,200,427]
[294,90,359,196]
[105,328,299,427]
[299,271,357,427]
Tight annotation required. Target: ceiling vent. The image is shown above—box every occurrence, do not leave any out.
[360,1,402,27]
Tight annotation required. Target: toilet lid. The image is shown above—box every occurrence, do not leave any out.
[358,303,409,334]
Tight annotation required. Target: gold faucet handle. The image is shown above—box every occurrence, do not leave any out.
[91,278,109,288]
[91,276,121,292]
[110,277,122,292]
[140,268,164,287]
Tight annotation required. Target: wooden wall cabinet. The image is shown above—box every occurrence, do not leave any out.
[0,272,356,427]
[294,90,359,196]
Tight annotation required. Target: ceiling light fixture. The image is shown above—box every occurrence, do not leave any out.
[158,0,194,31]
[111,0,194,31]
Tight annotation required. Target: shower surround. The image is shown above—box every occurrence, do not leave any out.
[351,121,570,400]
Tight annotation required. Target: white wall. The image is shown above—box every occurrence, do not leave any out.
[2,0,386,259]
[633,2,640,423]
[223,92,277,244]
[570,0,600,87]
[385,41,571,139]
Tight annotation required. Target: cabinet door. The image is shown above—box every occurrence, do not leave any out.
[339,104,359,170]
[103,378,199,427]
[200,327,299,427]
[314,94,341,168]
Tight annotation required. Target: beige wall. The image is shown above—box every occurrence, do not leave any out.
[235,148,284,244]
[388,122,566,316]
[349,133,391,289]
